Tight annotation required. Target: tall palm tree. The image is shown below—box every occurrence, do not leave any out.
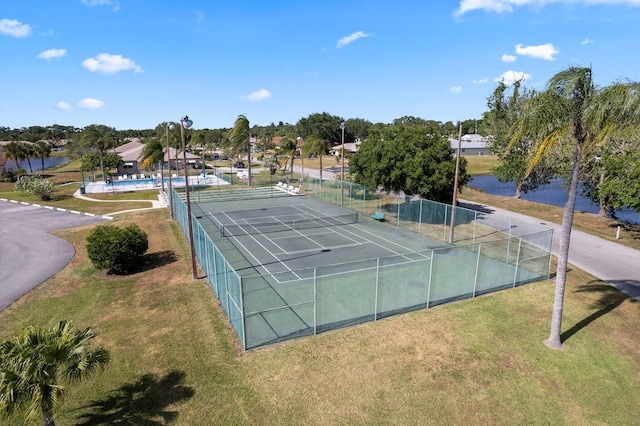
[0,320,109,426]
[2,142,23,174]
[301,134,327,186]
[512,66,640,349]
[22,143,35,174]
[228,115,252,186]
[34,141,52,173]
[278,136,297,175]
[81,125,111,180]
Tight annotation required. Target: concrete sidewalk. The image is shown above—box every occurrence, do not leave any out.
[459,199,640,302]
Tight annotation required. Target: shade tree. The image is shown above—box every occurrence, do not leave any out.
[349,124,469,203]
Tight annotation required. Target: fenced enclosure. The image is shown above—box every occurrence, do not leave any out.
[172,179,553,351]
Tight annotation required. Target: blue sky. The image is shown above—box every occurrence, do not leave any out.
[1,0,639,131]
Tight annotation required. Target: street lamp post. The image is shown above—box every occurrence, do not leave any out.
[449,121,463,244]
[181,116,198,280]
[166,123,175,220]
[340,122,345,206]
[201,142,206,177]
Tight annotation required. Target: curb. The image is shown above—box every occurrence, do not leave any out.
[0,198,113,220]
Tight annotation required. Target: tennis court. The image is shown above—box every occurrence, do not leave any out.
[173,185,553,350]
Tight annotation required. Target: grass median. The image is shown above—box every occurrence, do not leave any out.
[1,206,639,425]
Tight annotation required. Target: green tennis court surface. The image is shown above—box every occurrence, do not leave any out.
[174,186,552,350]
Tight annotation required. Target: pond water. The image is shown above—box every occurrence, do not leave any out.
[468,175,640,225]
[18,156,70,172]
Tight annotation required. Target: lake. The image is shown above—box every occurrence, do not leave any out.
[18,156,70,172]
[468,175,640,225]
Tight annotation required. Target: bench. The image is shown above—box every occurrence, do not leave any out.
[372,212,385,221]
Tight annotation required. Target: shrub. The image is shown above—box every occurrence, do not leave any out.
[86,224,149,274]
[14,174,54,200]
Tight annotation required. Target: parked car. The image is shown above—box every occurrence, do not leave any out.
[234,161,245,168]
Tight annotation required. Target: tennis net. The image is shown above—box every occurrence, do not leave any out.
[221,212,358,237]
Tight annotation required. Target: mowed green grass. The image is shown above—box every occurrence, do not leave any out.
[1,208,639,425]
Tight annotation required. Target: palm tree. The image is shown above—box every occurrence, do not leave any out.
[228,115,252,185]
[278,136,297,175]
[2,142,23,174]
[0,320,109,426]
[34,141,53,173]
[139,138,164,174]
[301,134,327,186]
[512,66,640,349]
[81,125,111,180]
[22,143,35,174]
[4,142,33,174]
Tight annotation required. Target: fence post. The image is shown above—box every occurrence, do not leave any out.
[374,258,380,321]
[513,239,522,287]
[473,243,481,298]
[313,268,317,335]
[418,199,423,235]
[239,276,247,351]
[427,250,434,308]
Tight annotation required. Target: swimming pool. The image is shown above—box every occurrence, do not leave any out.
[107,177,185,189]
[83,175,226,194]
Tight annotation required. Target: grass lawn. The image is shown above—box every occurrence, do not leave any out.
[0,159,158,215]
[1,207,639,425]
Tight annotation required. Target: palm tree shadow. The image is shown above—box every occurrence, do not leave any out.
[561,281,632,344]
[74,370,195,425]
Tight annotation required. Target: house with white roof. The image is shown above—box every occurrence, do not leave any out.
[449,134,491,156]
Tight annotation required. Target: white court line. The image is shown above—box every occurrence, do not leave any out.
[218,211,303,280]
[291,205,431,262]
[265,215,327,251]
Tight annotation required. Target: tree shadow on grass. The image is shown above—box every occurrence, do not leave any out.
[561,280,634,344]
[134,250,179,273]
[75,370,195,426]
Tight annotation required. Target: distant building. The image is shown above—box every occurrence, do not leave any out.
[449,134,491,156]
[330,140,361,156]
[115,138,201,176]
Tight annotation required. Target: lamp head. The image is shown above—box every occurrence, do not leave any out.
[167,123,175,130]
[181,116,193,129]
[340,122,345,130]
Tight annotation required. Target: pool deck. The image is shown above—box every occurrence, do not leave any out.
[83,175,228,194]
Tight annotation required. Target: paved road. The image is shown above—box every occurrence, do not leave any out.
[296,165,639,301]
[0,200,108,311]
[459,200,640,301]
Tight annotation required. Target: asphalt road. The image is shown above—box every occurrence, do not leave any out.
[459,199,640,301]
[0,200,108,311]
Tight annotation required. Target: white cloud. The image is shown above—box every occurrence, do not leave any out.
[450,86,463,94]
[337,31,372,48]
[495,70,531,85]
[56,101,71,110]
[244,89,272,101]
[515,43,559,60]
[82,0,120,10]
[82,53,143,74]
[581,38,594,45]
[502,53,517,62]
[455,0,640,17]
[0,19,32,38]
[473,78,489,84]
[78,98,105,109]
[195,10,206,24]
[38,49,67,60]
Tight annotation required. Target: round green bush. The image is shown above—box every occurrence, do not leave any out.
[86,224,149,274]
